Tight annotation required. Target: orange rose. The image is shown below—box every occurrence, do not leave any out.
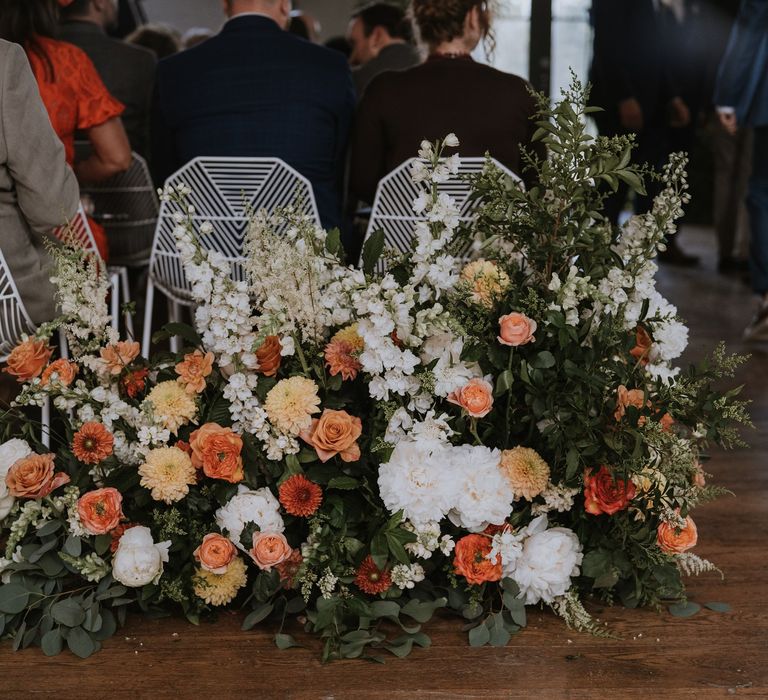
[99,340,140,375]
[614,385,648,422]
[194,533,237,574]
[41,359,78,387]
[300,409,362,463]
[189,423,244,483]
[498,312,537,347]
[3,338,53,382]
[77,487,124,535]
[630,326,653,365]
[659,412,675,432]
[5,453,70,499]
[583,466,636,516]
[657,513,698,554]
[250,531,291,571]
[453,534,502,586]
[175,350,214,394]
[256,336,282,377]
[447,377,494,418]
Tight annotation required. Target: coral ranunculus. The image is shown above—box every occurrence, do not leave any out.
[250,531,292,571]
[175,350,214,394]
[77,487,124,535]
[498,312,537,347]
[99,340,140,375]
[72,422,114,465]
[583,466,636,516]
[256,335,282,377]
[630,326,653,365]
[40,359,78,387]
[355,555,392,595]
[5,453,70,499]
[3,338,52,382]
[657,513,698,554]
[453,533,502,586]
[300,409,362,463]
[278,474,323,517]
[194,533,237,574]
[447,377,494,418]
[189,423,244,483]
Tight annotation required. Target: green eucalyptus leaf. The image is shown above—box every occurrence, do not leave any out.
[52,599,86,627]
[274,633,300,650]
[0,583,30,614]
[468,622,490,647]
[66,626,97,659]
[41,629,64,657]
[668,601,701,618]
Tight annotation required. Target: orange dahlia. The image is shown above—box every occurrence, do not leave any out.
[72,422,114,465]
[354,555,391,595]
[121,367,149,399]
[278,475,323,517]
[324,339,362,381]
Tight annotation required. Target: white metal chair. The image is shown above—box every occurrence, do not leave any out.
[142,157,321,355]
[54,205,133,337]
[360,157,523,270]
[0,248,50,447]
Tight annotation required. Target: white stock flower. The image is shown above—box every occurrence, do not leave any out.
[215,486,284,550]
[0,439,32,520]
[112,526,171,587]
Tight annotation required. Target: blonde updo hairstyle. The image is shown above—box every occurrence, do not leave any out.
[410,0,496,55]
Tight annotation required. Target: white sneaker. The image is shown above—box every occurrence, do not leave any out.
[743,295,768,342]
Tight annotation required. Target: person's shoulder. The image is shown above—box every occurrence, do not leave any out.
[42,37,93,65]
[110,37,156,66]
[364,63,419,96]
[0,38,21,64]
[288,36,350,73]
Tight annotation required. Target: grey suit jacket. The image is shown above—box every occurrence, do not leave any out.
[59,21,156,157]
[352,43,422,98]
[0,40,80,325]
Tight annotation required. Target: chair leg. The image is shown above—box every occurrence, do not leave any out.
[168,299,182,354]
[110,271,120,332]
[119,267,134,339]
[41,395,51,448]
[58,330,69,360]
[142,279,155,358]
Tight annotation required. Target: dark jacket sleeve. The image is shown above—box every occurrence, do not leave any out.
[349,77,389,206]
[149,64,178,186]
[591,0,635,105]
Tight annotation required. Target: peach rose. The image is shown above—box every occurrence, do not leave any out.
[630,326,653,365]
[3,338,53,383]
[250,531,291,571]
[5,453,70,499]
[77,487,124,535]
[194,533,237,574]
[189,423,244,483]
[175,350,214,394]
[99,340,140,375]
[300,409,362,463]
[41,359,78,387]
[447,378,494,418]
[498,312,537,347]
[614,385,648,422]
[256,336,282,377]
[583,466,636,516]
[657,513,698,554]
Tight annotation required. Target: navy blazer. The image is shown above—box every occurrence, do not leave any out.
[714,0,768,127]
[152,15,355,230]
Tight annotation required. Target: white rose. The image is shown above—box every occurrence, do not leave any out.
[112,526,171,587]
[0,439,32,521]
[511,516,583,605]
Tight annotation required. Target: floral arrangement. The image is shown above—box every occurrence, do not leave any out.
[0,83,748,660]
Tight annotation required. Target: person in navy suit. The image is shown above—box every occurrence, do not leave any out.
[714,0,768,340]
[151,0,355,232]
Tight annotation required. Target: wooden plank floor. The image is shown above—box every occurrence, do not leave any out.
[2,226,766,699]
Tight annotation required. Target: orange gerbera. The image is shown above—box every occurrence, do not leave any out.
[40,359,78,387]
[71,422,114,465]
[278,475,323,517]
[324,339,362,381]
[453,534,502,586]
[175,350,214,394]
[354,555,391,595]
[121,367,149,399]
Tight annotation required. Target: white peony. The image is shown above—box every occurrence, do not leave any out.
[511,516,583,604]
[378,438,457,527]
[112,526,171,587]
[0,439,32,521]
[215,486,284,550]
[448,445,514,532]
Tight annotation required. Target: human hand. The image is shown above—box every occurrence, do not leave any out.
[717,110,738,135]
[669,97,691,128]
[618,97,643,131]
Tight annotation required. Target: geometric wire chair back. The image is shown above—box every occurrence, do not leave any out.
[362,157,523,270]
[54,203,102,259]
[149,157,321,304]
[0,246,37,361]
[77,152,159,267]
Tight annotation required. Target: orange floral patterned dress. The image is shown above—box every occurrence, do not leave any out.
[27,36,125,260]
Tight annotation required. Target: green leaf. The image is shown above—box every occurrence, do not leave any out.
[327,476,359,490]
[154,322,202,348]
[242,602,274,631]
[704,602,732,613]
[369,600,401,620]
[274,633,300,650]
[0,584,30,614]
[325,228,341,256]
[285,596,306,614]
[62,536,82,558]
[468,622,490,647]
[385,532,411,565]
[401,597,446,624]
[370,532,388,570]
[92,609,117,642]
[41,629,63,657]
[36,520,63,537]
[52,599,86,627]
[532,351,556,369]
[66,626,97,659]
[494,369,514,397]
[668,601,701,618]
[502,592,527,627]
[362,228,386,276]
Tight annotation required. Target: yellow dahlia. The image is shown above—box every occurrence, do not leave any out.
[265,376,321,435]
[145,380,197,434]
[331,324,364,352]
[193,556,248,606]
[460,260,510,308]
[138,446,197,504]
[499,447,550,500]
